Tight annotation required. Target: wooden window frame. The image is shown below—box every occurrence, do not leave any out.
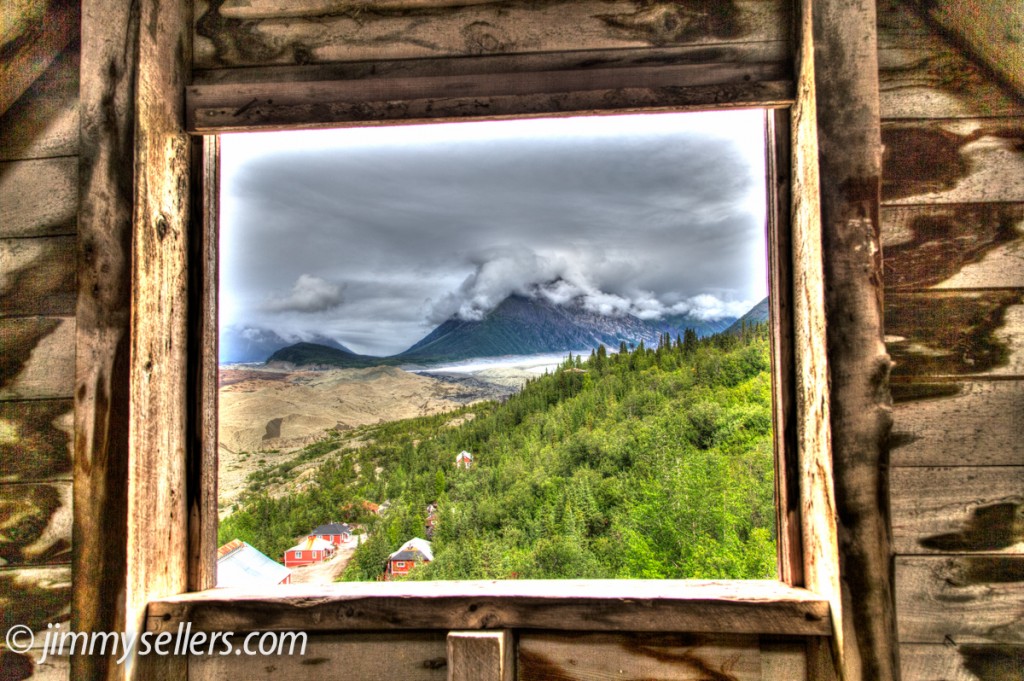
[76,0,898,678]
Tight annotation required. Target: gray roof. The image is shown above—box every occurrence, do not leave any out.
[217,541,291,588]
[388,537,434,562]
[311,522,352,535]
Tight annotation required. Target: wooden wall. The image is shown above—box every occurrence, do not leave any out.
[878,1,1024,678]
[2,0,1021,679]
[0,20,79,681]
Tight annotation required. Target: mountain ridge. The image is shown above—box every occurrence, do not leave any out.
[265,294,759,368]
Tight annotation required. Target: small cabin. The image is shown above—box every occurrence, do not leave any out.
[309,522,352,546]
[387,538,433,578]
[283,536,336,568]
[216,540,292,588]
[454,450,473,469]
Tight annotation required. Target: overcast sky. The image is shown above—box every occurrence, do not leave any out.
[220,110,768,357]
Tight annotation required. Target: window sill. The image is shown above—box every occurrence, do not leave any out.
[147,580,829,637]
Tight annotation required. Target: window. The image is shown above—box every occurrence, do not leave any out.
[139,9,870,655]
[215,111,787,585]
[294,552,302,559]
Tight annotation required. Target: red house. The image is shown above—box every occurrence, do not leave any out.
[309,522,352,546]
[386,538,433,579]
[283,536,335,568]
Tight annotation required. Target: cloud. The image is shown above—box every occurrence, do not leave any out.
[262,275,344,313]
[428,248,750,324]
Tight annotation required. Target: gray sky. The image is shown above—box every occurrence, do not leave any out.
[220,110,768,357]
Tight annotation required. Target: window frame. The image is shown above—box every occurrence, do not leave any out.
[176,100,819,617]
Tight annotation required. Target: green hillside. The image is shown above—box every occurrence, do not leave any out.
[221,325,777,580]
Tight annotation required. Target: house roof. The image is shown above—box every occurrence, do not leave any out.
[456,450,473,460]
[311,522,351,535]
[216,540,291,588]
[389,537,433,562]
[287,536,335,553]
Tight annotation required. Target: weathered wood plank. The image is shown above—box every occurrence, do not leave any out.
[0,482,71,567]
[146,581,831,636]
[0,566,72,632]
[760,640,807,681]
[0,0,79,118]
[0,158,78,238]
[0,399,73,483]
[0,40,79,162]
[899,643,1024,681]
[885,291,1024,379]
[881,204,1024,290]
[73,0,137,679]
[447,630,512,681]
[193,40,791,87]
[188,137,220,593]
[125,0,194,678]
[0,237,77,318]
[896,556,1024,644]
[878,40,1024,120]
[188,632,448,681]
[0,648,70,681]
[517,633,761,681]
[189,71,793,133]
[923,0,1024,96]
[890,381,1024,466]
[193,0,792,70]
[882,119,1024,205]
[811,0,898,678]
[891,467,1024,555]
[0,317,75,401]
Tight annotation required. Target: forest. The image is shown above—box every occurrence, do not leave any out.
[219,323,778,581]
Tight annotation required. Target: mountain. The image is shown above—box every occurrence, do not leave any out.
[724,297,770,335]
[266,294,743,368]
[220,326,355,364]
[266,342,389,368]
[396,294,737,363]
[396,295,658,363]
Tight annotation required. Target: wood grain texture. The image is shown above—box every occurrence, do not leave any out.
[891,467,1024,555]
[881,118,1024,205]
[188,632,448,681]
[126,0,194,676]
[0,399,73,482]
[923,0,1024,96]
[876,0,1024,120]
[517,633,761,681]
[896,555,1024,645]
[0,158,78,238]
[193,0,791,70]
[188,137,219,593]
[0,317,75,401]
[0,482,71,567]
[189,76,793,133]
[0,0,79,118]
[0,237,77,318]
[760,640,807,681]
[0,648,70,681]
[789,0,841,668]
[0,40,79,162]
[886,290,1024,379]
[0,566,71,632]
[73,0,138,678]
[881,204,1024,290]
[810,0,898,678]
[447,630,512,681]
[899,643,1024,681]
[146,581,831,636]
[890,381,1024,466]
